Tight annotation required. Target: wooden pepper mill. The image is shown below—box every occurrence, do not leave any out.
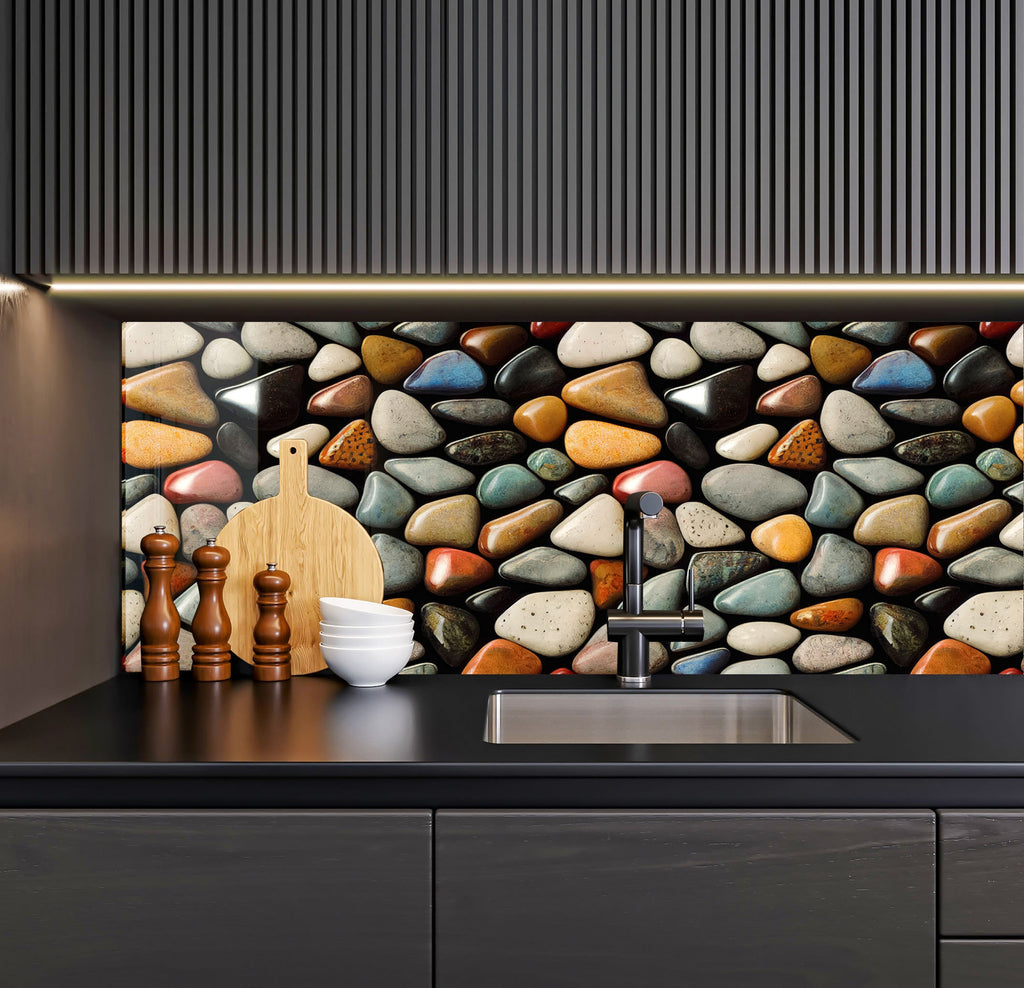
[191,538,232,682]
[252,563,291,681]
[140,525,181,681]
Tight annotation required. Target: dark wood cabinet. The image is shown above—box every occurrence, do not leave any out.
[939,811,1024,937]
[0,810,432,987]
[435,810,936,988]
[941,941,1024,988]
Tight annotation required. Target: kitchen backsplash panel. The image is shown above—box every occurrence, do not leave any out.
[121,320,1024,676]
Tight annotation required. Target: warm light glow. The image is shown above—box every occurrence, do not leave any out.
[47,277,1024,295]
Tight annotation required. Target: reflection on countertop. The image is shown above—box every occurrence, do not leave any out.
[139,677,420,762]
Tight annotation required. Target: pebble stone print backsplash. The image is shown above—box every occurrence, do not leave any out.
[121,320,1024,678]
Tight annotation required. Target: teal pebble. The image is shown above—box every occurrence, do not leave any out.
[925,463,995,509]
[804,471,865,529]
[976,448,1023,482]
[713,569,802,617]
[527,447,575,482]
[355,471,416,529]
[477,463,546,509]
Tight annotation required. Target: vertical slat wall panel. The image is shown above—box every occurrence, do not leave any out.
[8,0,1022,276]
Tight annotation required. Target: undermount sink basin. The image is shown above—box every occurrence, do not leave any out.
[484,690,854,745]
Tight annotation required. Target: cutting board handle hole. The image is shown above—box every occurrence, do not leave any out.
[289,445,297,455]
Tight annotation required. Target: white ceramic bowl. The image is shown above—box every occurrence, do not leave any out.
[320,630,414,648]
[320,597,413,627]
[319,617,412,636]
[319,640,414,687]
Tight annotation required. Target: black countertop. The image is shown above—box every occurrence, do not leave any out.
[0,674,1022,808]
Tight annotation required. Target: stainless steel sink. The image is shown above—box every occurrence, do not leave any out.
[484,690,854,744]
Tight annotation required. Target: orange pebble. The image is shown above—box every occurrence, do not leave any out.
[751,515,814,563]
[790,598,864,632]
[513,396,568,443]
[463,639,543,674]
[563,421,662,469]
[961,395,1018,442]
[911,639,991,675]
[122,421,213,469]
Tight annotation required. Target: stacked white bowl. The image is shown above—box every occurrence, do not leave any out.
[319,597,414,687]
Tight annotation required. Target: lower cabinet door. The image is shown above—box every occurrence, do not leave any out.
[939,811,1024,936]
[436,810,935,988]
[941,941,1024,987]
[0,810,432,987]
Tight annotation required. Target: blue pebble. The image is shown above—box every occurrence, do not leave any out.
[671,647,732,675]
[851,350,936,396]
[403,349,487,395]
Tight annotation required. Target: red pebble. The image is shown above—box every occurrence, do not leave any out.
[873,547,943,597]
[530,321,572,339]
[1000,668,1023,675]
[550,667,574,675]
[423,548,494,597]
[163,460,243,504]
[612,460,692,504]
[979,321,1021,340]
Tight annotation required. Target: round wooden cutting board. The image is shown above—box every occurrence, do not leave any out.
[216,439,384,674]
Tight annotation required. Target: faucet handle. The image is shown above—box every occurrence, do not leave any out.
[625,490,663,520]
[686,563,696,611]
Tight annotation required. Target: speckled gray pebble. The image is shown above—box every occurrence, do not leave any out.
[240,321,317,362]
[793,635,874,673]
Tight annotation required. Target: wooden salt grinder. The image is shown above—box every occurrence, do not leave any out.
[252,563,291,681]
[191,538,232,681]
[140,525,181,681]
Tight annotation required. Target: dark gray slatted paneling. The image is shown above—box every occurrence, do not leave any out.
[10,0,1023,275]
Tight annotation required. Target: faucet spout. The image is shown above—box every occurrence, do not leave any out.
[611,490,704,688]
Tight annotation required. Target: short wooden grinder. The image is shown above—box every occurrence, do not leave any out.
[252,563,292,681]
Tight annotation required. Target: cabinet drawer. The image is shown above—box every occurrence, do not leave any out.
[437,810,935,988]
[940,812,1024,936]
[941,941,1024,987]
[0,811,432,987]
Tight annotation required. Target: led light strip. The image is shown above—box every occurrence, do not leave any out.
[47,277,1024,294]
